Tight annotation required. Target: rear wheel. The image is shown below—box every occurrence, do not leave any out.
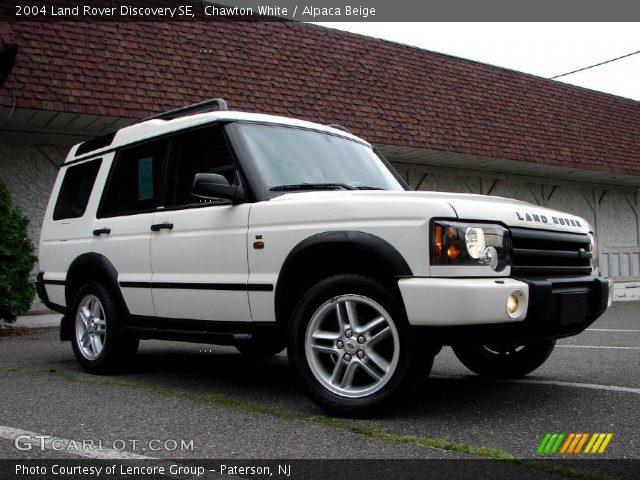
[288,274,433,416]
[71,281,138,373]
[452,339,556,379]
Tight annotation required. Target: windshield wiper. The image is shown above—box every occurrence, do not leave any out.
[352,186,386,190]
[269,183,355,191]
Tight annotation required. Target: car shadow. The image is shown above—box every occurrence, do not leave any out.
[108,342,590,422]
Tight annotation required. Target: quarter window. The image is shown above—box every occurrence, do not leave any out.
[100,141,165,217]
[53,159,102,221]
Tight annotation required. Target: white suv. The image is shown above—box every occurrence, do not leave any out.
[37,99,612,415]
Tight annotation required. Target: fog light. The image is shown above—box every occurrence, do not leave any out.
[507,294,519,314]
[506,289,526,318]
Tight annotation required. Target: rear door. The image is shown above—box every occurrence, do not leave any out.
[92,139,167,316]
[149,125,252,321]
[40,157,103,307]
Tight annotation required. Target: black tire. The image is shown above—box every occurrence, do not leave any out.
[70,281,139,374]
[287,274,433,417]
[452,339,556,379]
[235,337,286,359]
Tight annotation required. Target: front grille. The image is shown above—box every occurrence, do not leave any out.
[510,227,592,276]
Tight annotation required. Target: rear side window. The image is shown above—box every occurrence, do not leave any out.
[99,140,165,218]
[53,159,102,221]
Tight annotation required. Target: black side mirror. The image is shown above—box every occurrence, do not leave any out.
[192,173,246,204]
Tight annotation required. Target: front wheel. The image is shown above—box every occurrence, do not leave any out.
[452,339,556,379]
[288,275,432,416]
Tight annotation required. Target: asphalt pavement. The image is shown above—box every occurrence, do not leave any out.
[0,303,638,478]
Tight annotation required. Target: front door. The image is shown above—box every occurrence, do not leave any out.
[149,125,252,321]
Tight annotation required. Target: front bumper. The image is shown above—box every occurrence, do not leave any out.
[399,275,611,345]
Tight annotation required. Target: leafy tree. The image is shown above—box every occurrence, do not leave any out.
[0,178,36,321]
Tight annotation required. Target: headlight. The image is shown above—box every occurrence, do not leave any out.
[588,232,600,275]
[432,221,510,272]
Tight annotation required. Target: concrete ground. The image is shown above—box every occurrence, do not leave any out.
[0,303,638,478]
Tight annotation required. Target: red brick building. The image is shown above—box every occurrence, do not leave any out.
[2,21,640,300]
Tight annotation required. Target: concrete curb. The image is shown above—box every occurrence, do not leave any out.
[0,314,61,329]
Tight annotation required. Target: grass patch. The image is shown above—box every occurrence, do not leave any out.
[2,367,615,480]
[347,422,520,460]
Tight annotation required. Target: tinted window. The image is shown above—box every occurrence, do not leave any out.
[167,126,238,207]
[100,141,165,217]
[53,159,102,221]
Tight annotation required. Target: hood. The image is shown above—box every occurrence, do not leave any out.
[271,190,590,234]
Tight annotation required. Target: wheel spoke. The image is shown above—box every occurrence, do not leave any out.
[367,349,390,373]
[311,344,339,356]
[339,361,358,389]
[79,307,90,327]
[360,316,386,336]
[311,330,340,341]
[367,326,391,346]
[90,334,102,355]
[90,299,101,317]
[345,301,359,330]
[358,359,382,381]
[335,303,347,331]
[80,331,90,347]
[330,358,346,385]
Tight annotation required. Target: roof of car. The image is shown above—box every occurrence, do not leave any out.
[65,111,370,163]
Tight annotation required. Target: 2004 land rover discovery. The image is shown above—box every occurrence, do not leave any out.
[37,99,613,415]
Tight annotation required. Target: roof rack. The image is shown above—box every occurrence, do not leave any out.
[327,124,351,134]
[75,131,117,156]
[139,98,228,123]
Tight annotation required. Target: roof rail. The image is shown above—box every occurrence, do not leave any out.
[75,131,117,156]
[139,98,229,123]
[327,123,351,134]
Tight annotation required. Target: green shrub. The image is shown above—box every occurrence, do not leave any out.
[0,178,36,322]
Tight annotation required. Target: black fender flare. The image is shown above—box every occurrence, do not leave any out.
[274,230,413,323]
[61,253,128,340]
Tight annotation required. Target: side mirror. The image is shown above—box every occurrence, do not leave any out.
[192,173,246,204]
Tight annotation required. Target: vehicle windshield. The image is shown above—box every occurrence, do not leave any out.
[237,124,405,192]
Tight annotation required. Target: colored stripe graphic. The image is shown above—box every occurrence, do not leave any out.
[537,433,551,453]
[537,433,552,454]
[539,433,613,454]
[537,433,565,454]
[585,433,614,454]
[545,434,559,453]
[597,434,613,453]
[584,434,599,453]
[550,433,565,453]
[574,433,589,453]
[560,434,575,454]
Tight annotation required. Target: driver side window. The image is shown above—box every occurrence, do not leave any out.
[167,125,238,207]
